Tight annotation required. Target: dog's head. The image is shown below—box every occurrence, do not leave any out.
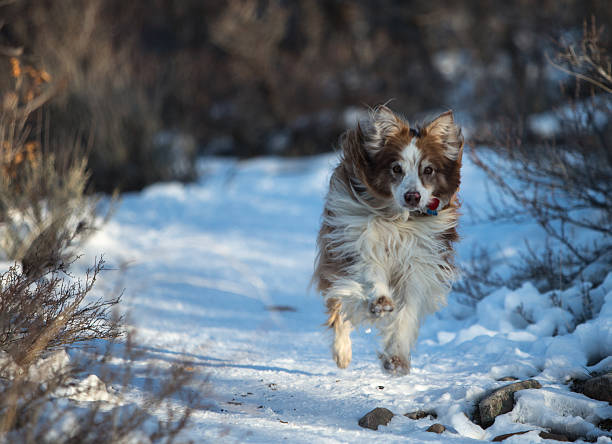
[343,106,463,214]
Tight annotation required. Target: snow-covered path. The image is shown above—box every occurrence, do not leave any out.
[83,154,612,443]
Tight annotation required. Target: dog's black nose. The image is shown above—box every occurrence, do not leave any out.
[404,191,421,206]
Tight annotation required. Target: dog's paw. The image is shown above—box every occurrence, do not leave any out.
[333,350,351,369]
[380,355,410,376]
[369,296,394,317]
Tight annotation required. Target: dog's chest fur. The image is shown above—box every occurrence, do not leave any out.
[323,186,458,314]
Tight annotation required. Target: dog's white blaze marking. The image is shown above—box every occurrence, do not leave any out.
[401,138,421,167]
[399,141,421,191]
[391,139,433,210]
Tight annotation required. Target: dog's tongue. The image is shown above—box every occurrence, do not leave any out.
[427,198,440,211]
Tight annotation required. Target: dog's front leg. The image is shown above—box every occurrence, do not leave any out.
[359,260,417,375]
[364,267,394,318]
[377,306,419,376]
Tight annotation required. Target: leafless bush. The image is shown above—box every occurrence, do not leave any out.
[0,255,207,443]
[454,247,505,305]
[0,177,205,442]
[2,0,196,192]
[0,258,120,364]
[206,0,449,156]
[3,1,608,161]
[0,54,101,278]
[552,18,612,94]
[0,255,118,431]
[0,329,208,443]
[458,19,611,312]
[0,48,206,441]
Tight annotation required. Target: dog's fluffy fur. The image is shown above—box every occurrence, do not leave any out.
[313,106,463,375]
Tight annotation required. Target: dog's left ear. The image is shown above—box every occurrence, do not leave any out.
[423,111,463,161]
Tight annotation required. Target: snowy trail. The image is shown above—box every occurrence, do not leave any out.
[82,154,612,443]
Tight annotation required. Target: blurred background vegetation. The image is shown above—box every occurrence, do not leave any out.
[1,0,610,193]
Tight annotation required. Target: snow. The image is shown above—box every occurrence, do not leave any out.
[26,349,71,382]
[513,388,612,440]
[528,96,609,138]
[57,374,115,403]
[73,152,612,442]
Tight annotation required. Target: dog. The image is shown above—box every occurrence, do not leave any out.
[313,105,463,375]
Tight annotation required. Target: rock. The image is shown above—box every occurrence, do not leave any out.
[492,430,531,441]
[404,410,437,420]
[426,423,446,434]
[599,418,612,431]
[479,379,542,428]
[472,405,481,426]
[539,431,570,441]
[265,305,297,312]
[497,376,519,381]
[581,374,612,403]
[358,407,394,430]
[492,430,571,442]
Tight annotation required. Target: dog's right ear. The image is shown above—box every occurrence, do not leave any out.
[341,121,394,198]
[363,105,403,152]
[341,123,371,179]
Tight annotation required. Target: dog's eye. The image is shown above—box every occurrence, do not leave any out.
[423,166,434,175]
[392,165,403,175]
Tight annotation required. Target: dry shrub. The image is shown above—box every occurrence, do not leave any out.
[0,257,119,432]
[205,0,446,156]
[0,55,98,277]
[2,0,196,193]
[0,224,206,442]
[4,1,609,162]
[0,42,206,443]
[0,318,207,443]
[458,18,612,313]
[132,0,611,157]
[0,259,119,365]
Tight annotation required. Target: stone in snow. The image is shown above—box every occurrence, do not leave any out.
[426,424,446,434]
[478,379,542,428]
[358,407,394,431]
[581,374,612,403]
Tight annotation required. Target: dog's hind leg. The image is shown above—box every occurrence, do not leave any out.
[325,298,353,369]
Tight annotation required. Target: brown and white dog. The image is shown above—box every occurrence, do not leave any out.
[313,106,463,375]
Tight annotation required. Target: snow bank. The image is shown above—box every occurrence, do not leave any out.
[513,388,612,439]
[74,153,612,442]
